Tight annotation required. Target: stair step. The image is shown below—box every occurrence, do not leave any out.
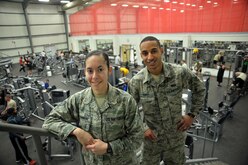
[186,158,229,165]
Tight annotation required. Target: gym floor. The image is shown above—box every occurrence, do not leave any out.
[0,64,248,165]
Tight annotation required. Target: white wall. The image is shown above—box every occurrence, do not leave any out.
[31,25,65,35]
[0,1,23,13]
[26,4,62,13]
[0,38,30,49]
[32,35,66,46]
[0,14,26,25]
[26,4,67,53]
[0,1,68,63]
[0,26,28,37]
[28,15,64,25]
[0,2,29,61]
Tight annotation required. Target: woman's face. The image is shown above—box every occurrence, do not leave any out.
[85,55,111,95]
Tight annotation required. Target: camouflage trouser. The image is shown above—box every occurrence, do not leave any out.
[142,138,185,165]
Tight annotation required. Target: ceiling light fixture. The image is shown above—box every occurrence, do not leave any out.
[172,1,178,4]
[180,10,184,13]
[191,4,196,7]
[133,5,139,8]
[159,7,164,10]
[172,8,176,11]
[60,0,70,4]
[143,6,148,8]
[39,0,49,2]
[179,2,184,5]
[213,2,218,5]
[164,0,170,2]
[122,4,128,7]
[110,3,117,6]
[166,8,171,10]
[207,1,211,3]
[151,7,157,9]
[186,3,190,6]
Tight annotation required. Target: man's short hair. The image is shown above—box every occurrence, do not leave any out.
[140,36,161,48]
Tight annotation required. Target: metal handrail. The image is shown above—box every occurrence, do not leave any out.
[0,109,222,165]
[0,122,56,165]
[185,157,219,164]
[187,110,221,159]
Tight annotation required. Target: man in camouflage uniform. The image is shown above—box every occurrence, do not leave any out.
[43,50,143,165]
[128,36,205,165]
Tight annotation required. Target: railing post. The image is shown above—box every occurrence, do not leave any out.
[0,123,53,165]
[32,135,47,165]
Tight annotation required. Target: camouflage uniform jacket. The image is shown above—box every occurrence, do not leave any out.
[43,84,143,165]
[128,62,205,148]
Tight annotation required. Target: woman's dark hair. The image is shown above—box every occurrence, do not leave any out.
[85,50,110,68]
[140,36,161,48]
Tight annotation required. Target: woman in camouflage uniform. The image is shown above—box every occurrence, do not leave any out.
[43,50,143,165]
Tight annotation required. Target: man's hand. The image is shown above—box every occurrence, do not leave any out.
[144,128,157,141]
[85,139,108,155]
[177,115,194,132]
[72,128,94,146]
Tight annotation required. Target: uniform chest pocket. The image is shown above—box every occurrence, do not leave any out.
[105,114,125,132]
[140,96,158,116]
[140,97,155,110]
[105,115,124,125]
[140,92,155,104]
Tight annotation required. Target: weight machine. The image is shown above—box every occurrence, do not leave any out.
[39,88,76,160]
[61,61,79,85]
[41,101,76,161]
[14,85,40,120]
[120,45,138,69]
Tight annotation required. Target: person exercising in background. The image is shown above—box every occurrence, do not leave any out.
[6,108,36,165]
[120,67,129,77]
[194,60,203,76]
[213,51,224,68]
[119,67,130,91]
[19,56,26,72]
[44,79,50,90]
[180,60,188,68]
[115,54,121,66]
[217,62,226,87]
[232,72,247,89]
[0,94,17,121]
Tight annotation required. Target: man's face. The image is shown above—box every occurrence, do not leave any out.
[140,40,163,75]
